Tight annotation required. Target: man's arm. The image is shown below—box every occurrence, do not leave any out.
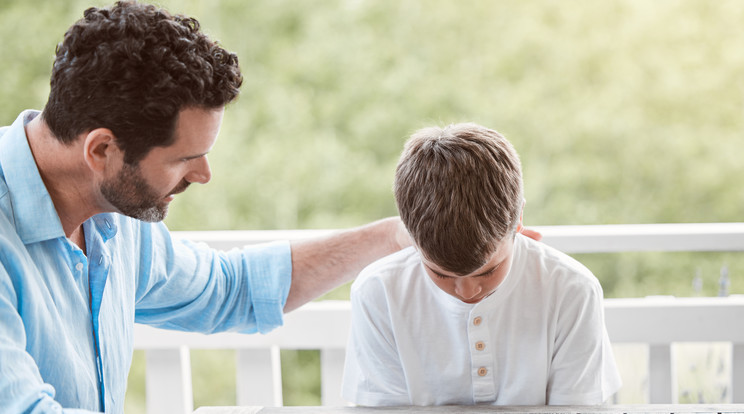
[284,217,541,312]
[284,217,408,312]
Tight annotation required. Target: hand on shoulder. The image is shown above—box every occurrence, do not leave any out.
[520,227,542,241]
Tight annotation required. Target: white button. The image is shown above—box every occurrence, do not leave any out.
[75,263,84,271]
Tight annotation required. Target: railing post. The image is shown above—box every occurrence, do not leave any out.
[236,347,283,407]
[145,347,193,414]
[733,343,744,403]
[320,348,346,406]
[648,344,675,403]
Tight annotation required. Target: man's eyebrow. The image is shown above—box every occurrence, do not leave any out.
[181,151,209,161]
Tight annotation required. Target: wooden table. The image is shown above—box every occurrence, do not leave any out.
[194,405,744,413]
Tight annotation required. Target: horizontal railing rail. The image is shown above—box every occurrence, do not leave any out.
[134,223,744,414]
[174,222,744,253]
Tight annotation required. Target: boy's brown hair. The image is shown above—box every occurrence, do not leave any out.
[394,123,523,275]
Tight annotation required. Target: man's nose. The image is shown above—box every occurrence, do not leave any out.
[186,156,212,184]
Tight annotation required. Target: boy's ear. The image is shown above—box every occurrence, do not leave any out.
[83,128,120,173]
[516,201,542,241]
[516,204,525,233]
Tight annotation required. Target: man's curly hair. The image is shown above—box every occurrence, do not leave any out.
[43,1,243,164]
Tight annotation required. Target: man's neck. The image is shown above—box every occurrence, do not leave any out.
[24,114,101,242]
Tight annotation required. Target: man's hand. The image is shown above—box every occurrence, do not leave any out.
[520,227,542,241]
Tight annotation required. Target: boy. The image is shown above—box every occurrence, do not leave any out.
[342,123,621,406]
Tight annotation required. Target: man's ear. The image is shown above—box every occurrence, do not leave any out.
[83,128,120,173]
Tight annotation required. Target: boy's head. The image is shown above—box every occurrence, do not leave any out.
[394,123,524,302]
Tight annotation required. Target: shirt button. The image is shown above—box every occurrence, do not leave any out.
[478,367,488,376]
[75,263,84,272]
[473,317,482,326]
[475,341,486,351]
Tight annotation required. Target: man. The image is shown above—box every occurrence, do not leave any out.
[0,2,408,413]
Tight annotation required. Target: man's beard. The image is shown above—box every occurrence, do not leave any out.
[100,162,189,222]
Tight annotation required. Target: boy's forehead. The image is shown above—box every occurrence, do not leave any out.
[421,236,514,277]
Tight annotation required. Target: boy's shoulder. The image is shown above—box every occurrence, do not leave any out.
[356,246,421,280]
[351,246,424,292]
[515,234,601,293]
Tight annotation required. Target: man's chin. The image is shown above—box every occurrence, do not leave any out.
[127,205,168,223]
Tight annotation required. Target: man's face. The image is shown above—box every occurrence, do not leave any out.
[420,236,515,304]
[100,107,224,222]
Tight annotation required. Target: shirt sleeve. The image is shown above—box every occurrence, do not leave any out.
[341,275,410,406]
[133,221,292,334]
[546,275,622,405]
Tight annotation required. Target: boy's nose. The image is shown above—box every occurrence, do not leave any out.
[455,278,482,301]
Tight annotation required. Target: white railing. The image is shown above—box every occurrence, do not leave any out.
[134,223,744,414]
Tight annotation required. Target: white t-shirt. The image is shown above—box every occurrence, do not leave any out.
[342,234,622,406]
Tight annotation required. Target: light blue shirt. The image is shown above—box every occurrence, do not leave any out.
[0,111,293,414]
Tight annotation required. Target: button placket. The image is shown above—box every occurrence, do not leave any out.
[68,243,90,295]
[468,306,496,402]
[88,246,111,412]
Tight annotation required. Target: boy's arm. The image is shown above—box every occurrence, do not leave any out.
[342,277,410,406]
[285,217,409,312]
[547,278,622,405]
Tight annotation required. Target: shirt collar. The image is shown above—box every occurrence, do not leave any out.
[91,213,118,242]
[0,110,66,244]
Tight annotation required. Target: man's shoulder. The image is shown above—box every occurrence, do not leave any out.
[0,177,12,234]
[0,125,10,211]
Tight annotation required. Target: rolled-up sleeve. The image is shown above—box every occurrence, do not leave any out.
[133,222,292,335]
[228,240,292,334]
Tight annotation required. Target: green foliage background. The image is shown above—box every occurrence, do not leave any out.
[2,0,744,411]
